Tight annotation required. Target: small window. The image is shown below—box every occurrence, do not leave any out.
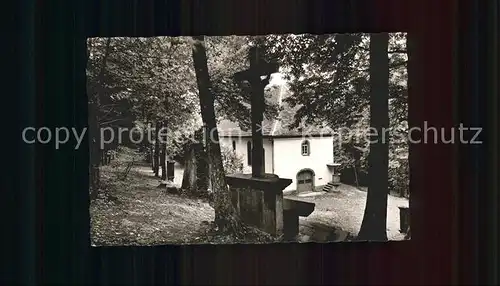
[301,140,310,156]
[247,141,252,166]
[232,140,236,151]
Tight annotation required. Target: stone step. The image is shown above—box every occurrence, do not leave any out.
[322,184,333,191]
[322,182,340,193]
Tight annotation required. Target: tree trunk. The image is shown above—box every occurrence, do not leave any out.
[191,36,241,232]
[181,145,198,192]
[353,159,360,189]
[160,149,167,181]
[203,126,213,193]
[160,121,167,181]
[145,120,153,167]
[150,143,154,170]
[357,33,390,241]
[160,145,167,180]
[195,143,209,193]
[154,121,160,177]
[181,129,208,194]
[150,125,154,170]
[192,127,209,193]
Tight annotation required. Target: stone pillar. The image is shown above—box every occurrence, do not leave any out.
[226,173,292,236]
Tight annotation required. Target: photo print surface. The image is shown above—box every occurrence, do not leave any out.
[87,33,410,246]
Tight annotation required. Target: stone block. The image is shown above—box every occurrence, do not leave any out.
[226,173,292,236]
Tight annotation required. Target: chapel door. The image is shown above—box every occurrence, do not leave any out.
[296,169,314,193]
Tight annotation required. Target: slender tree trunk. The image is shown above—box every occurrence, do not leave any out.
[357,33,390,241]
[191,36,241,232]
[144,119,153,166]
[149,124,154,170]
[160,122,167,181]
[150,142,154,169]
[353,159,360,189]
[89,37,111,200]
[160,143,167,180]
[154,121,160,177]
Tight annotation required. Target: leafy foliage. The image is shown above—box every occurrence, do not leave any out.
[88,36,282,162]
[220,146,244,175]
[88,34,410,197]
[206,36,280,131]
[87,37,202,159]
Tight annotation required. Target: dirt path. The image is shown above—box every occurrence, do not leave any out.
[90,158,214,246]
[286,184,409,241]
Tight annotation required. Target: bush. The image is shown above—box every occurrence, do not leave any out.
[331,99,410,198]
[335,139,409,198]
[388,154,409,198]
[333,108,370,175]
[221,146,244,175]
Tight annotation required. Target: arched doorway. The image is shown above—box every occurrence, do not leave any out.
[296,169,315,193]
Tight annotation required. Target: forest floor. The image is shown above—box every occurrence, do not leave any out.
[90,148,273,246]
[90,147,211,246]
[90,147,409,246]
